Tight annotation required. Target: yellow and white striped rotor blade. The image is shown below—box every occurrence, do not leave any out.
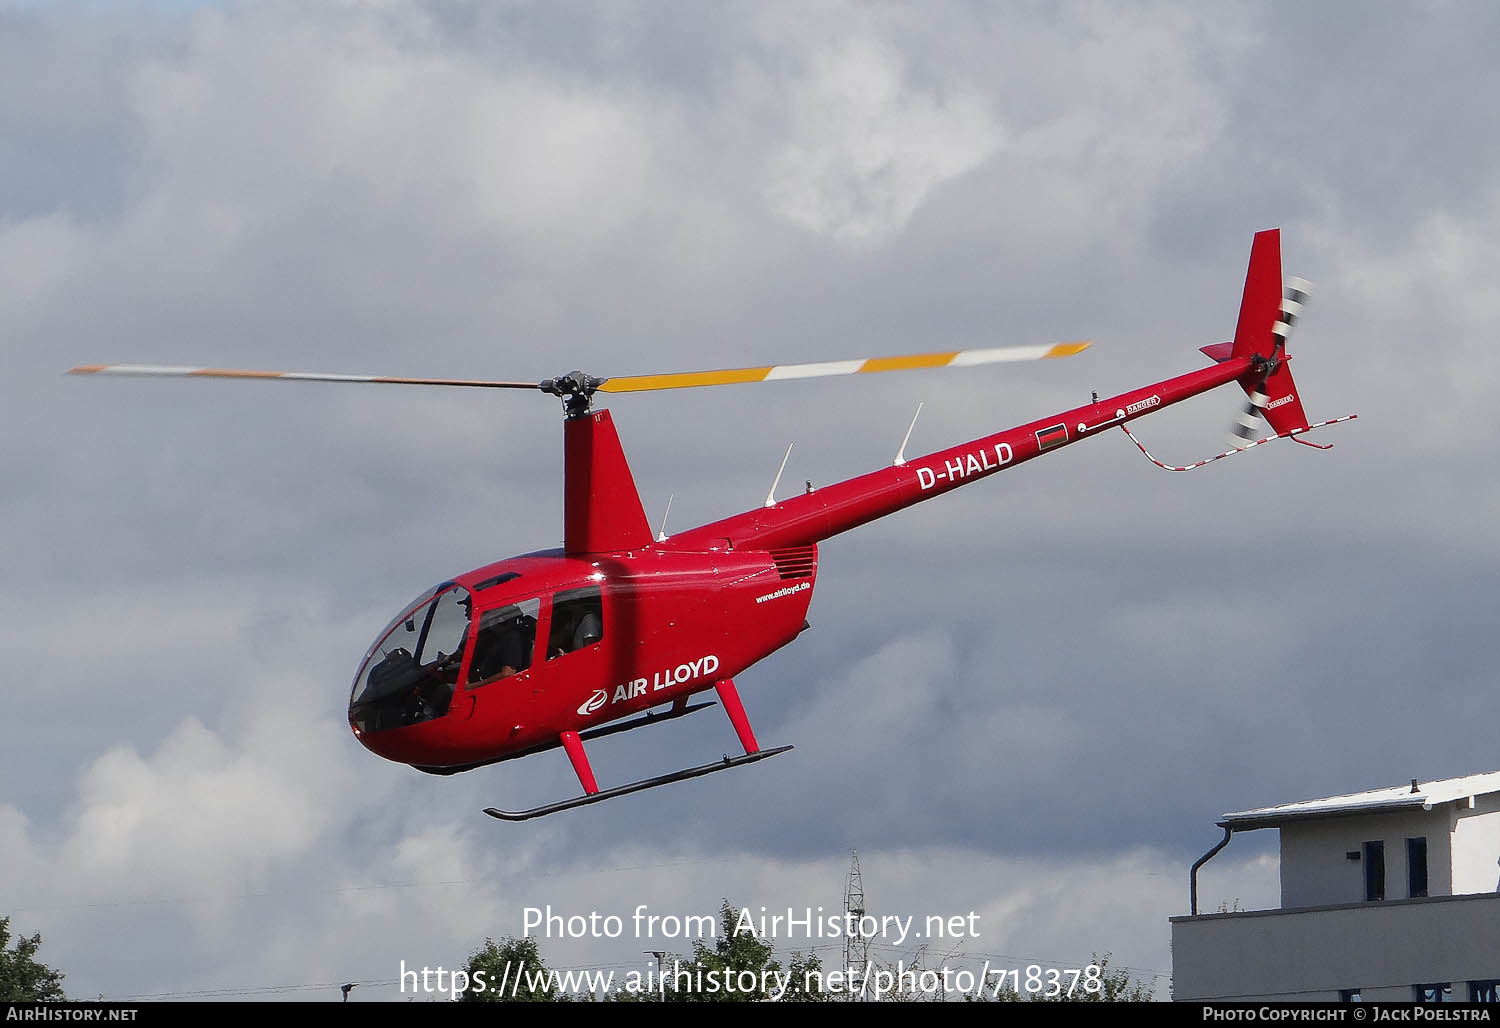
[67,364,541,390]
[596,341,1090,394]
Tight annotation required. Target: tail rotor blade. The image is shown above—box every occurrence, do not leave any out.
[1230,389,1269,449]
[1229,276,1311,448]
[1271,276,1312,345]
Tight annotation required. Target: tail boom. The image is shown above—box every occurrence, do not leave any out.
[665,356,1254,552]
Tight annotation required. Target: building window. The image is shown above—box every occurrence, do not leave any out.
[1407,837,1428,898]
[1363,841,1385,901]
[1339,989,1363,1002]
[1471,982,1500,1003]
[1414,983,1453,1003]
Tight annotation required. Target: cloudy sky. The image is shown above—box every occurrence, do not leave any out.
[3,0,1498,1002]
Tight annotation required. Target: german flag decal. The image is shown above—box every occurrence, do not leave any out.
[1035,423,1069,450]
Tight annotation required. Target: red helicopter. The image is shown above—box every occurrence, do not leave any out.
[71,229,1352,820]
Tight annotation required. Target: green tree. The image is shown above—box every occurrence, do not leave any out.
[656,901,827,1003]
[0,917,66,1002]
[459,936,561,1002]
[1070,953,1157,1002]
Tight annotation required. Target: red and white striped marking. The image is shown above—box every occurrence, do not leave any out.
[1123,414,1358,472]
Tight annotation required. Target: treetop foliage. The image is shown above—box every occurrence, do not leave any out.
[0,917,66,1002]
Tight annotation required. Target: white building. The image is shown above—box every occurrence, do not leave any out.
[1171,770,1500,1002]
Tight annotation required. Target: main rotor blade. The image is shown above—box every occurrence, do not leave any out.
[70,341,1090,400]
[67,364,542,390]
[595,341,1090,394]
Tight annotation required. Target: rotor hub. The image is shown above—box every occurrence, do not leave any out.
[539,371,605,418]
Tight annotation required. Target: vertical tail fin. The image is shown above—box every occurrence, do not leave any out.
[1231,229,1285,363]
[564,409,654,554]
[1229,229,1311,439]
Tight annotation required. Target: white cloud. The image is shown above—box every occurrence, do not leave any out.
[51,705,349,919]
[121,5,656,266]
[763,36,1001,244]
[1,756,1225,1000]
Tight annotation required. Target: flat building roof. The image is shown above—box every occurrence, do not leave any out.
[1219,769,1500,831]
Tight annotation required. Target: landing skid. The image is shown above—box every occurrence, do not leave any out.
[483,745,793,821]
[483,677,789,822]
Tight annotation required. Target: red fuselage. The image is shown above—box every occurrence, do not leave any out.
[348,353,1259,772]
[350,544,816,769]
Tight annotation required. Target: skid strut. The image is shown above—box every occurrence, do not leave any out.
[716,678,761,754]
[559,731,598,795]
[484,677,792,821]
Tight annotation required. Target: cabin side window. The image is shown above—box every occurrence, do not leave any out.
[467,598,541,687]
[548,586,604,660]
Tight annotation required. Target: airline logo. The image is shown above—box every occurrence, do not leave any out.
[578,655,722,716]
